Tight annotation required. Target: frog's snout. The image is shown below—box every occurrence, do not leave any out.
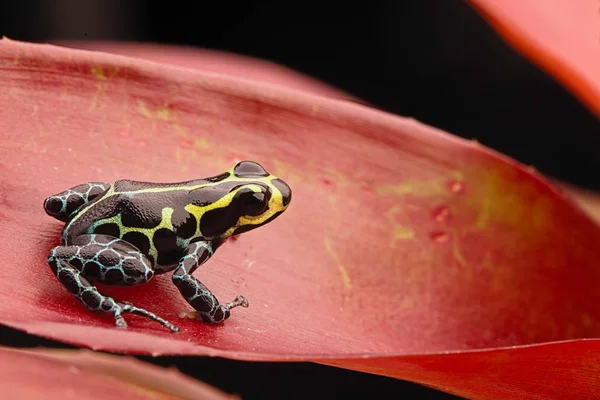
[271,178,291,208]
[43,196,63,218]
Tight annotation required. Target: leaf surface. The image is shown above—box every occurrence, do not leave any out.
[0,345,235,399]
[55,40,359,102]
[1,38,600,399]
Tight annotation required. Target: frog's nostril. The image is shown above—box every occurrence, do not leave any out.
[282,188,291,207]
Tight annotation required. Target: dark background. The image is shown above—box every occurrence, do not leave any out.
[1,1,598,399]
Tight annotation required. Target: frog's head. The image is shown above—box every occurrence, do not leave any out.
[195,161,292,239]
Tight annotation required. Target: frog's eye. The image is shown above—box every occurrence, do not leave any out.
[241,191,268,216]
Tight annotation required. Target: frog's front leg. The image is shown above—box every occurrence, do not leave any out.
[172,240,249,323]
[44,182,110,222]
[47,234,179,332]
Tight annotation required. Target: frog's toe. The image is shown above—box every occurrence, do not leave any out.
[119,303,179,333]
[114,315,129,330]
[236,295,249,308]
[228,294,249,309]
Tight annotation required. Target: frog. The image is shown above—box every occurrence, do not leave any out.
[43,161,292,333]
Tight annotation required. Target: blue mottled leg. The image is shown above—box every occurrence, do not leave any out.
[48,234,179,332]
[172,240,249,323]
[43,182,110,222]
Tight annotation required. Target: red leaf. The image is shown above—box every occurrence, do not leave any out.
[0,345,235,399]
[560,183,600,225]
[468,0,600,118]
[2,38,600,399]
[320,340,600,399]
[55,40,361,103]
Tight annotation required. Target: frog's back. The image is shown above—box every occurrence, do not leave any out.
[62,179,206,269]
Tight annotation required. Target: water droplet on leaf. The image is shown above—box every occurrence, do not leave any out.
[432,206,450,222]
[448,180,464,193]
[117,129,130,139]
[430,231,449,243]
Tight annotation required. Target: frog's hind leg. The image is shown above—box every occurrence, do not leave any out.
[47,234,179,333]
[43,182,110,222]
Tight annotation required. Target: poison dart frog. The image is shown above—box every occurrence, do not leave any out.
[43,161,292,333]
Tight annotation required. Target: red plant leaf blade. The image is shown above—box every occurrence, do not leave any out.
[0,345,234,399]
[559,182,600,225]
[319,339,600,399]
[53,40,361,103]
[468,0,600,118]
[2,39,600,398]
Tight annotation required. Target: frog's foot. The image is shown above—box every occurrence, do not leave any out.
[227,294,249,309]
[113,302,179,333]
[179,295,249,323]
[200,294,249,324]
[172,241,250,324]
